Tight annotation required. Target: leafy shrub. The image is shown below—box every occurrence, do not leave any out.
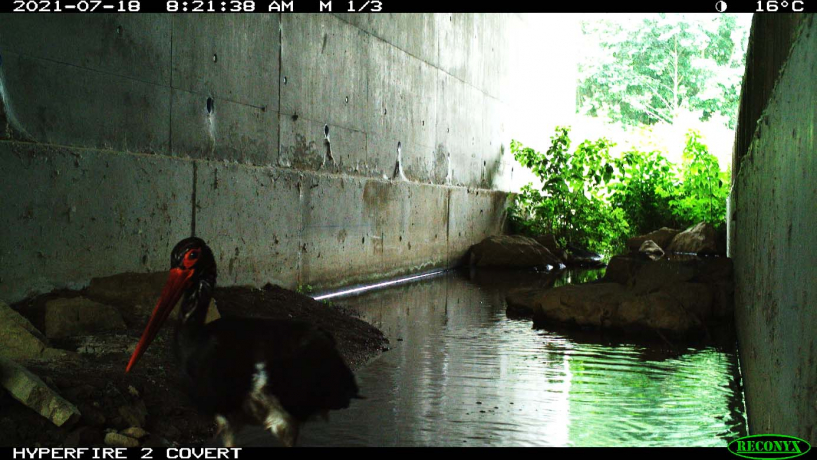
[509,127,629,256]
[609,149,679,235]
[659,130,730,231]
[508,127,729,257]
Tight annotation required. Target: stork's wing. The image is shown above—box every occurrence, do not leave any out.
[183,317,358,421]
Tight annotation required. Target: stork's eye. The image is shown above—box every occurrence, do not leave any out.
[188,251,199,260]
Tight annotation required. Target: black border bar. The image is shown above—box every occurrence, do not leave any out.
[3,0,815,13]
[2,447,779,459]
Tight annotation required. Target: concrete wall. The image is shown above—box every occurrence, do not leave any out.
[0,14,577,302]
[730,14,816,443]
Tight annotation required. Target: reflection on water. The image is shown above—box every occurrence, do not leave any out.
[554,267,607,286]
[248,270,747,447]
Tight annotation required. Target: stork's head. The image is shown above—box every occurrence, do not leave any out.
[168,237,216,283]
[125,237,216,373]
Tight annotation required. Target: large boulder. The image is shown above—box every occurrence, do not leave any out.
[86,272,219,324]
[628,259,697,295]
[44,297,127,339]
[603,255,696,293]
[692,257,734,319]
[1,301,82,362]
[86,272,167,320]
[667,222,718,254]
[469,235,562,269]
[533,234,565,261]
[616,283,711,332]
[607,255,733,319]
[508,283,628,328]
[602,256,643,285]
[87,272,167,307]
[0,301,49,360]
[509,254,733,336]
[627,227,680,252]
[0,356,82,427]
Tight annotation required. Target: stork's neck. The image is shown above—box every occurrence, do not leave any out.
[175,279,214,356]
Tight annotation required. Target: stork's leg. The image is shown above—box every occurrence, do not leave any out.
[267,418,299,448]
[260,396,299,447]
[215,414,237,448]
[246,365,299,447]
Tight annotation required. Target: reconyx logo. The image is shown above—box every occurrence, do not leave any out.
[728,435,811,460]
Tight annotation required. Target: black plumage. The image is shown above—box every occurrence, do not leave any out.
[126,237,360,447]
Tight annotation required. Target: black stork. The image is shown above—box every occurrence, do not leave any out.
[125,237,361,447]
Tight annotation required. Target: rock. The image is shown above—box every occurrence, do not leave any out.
[505,289,542,318]
[44,297,126,339]
[509,283,628,328]
[630,260,696,295]
[667,222,718,254]
[627,227,681,252]
[104,432,139,448]
[509,255,731,336]
[118,400,148,428]
[545,283,627,327]
[0,302,81,362]
[515,281,712,334]
[603,256,644,285]
[469,235,562,268]
[694,257,734,284]
[617,291,696,331]
[660,282,714,321]
[533,234,565,261]
[619,257,696,295]
[638,240,665,261]
[564,244,606,268]
[0,356,81,427]
[0,301,48,343]
[693,258,734,319]
[87,272,219,325]
[87,272,167,311]
[0,301,49,361]
[121,427,148,439]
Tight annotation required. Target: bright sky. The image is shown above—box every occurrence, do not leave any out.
[505,13,753,193]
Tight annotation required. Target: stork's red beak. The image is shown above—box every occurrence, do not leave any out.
[125,267,194,373]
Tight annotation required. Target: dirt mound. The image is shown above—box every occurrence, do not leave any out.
[2,281,387,447]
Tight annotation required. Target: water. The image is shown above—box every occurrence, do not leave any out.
[247,269,747,447]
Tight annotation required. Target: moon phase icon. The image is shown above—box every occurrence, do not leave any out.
[715,1,728,11]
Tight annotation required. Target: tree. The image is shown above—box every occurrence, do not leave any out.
[577,14,749,129]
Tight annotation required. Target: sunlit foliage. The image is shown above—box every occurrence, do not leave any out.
[577,14,749,129]
[508,127,730,256]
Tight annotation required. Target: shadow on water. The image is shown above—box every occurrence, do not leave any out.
[239,269,747,447]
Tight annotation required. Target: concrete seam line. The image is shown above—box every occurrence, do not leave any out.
[0,139,507,196]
